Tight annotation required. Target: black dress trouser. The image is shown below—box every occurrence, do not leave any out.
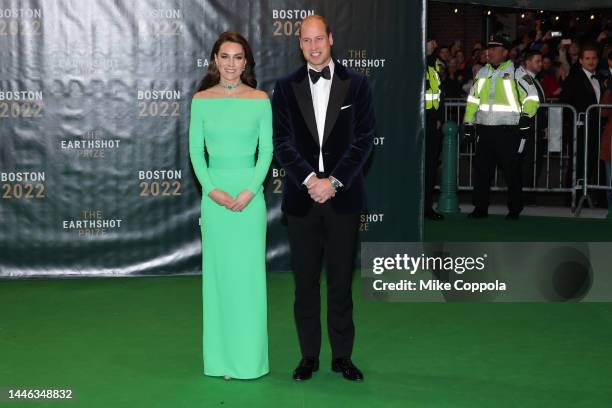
[287,201,360,360]
[473,124,523,214]
[425,109,443,211]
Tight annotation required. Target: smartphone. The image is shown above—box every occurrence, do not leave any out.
[551,31,562,37]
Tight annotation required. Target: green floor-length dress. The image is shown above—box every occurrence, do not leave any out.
[188,96,273,379]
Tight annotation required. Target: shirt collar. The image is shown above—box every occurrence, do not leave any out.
[582,67,596,79]
[487,59,511,72]
[526,69,537,78]
[307,59,335,82]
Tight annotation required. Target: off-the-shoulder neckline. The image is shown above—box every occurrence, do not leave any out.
[192,97,269,101]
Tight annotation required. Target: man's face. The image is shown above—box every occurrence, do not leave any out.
[486,46,507,65]
[526,55,543,74]
[438,47,450,61]
[299,19,333,70]
[608,57,612,69]
[579,50,599,73]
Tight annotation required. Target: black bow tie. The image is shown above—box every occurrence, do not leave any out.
[308,66,331,84]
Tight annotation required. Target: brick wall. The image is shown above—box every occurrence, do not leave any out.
[428,2,485,54]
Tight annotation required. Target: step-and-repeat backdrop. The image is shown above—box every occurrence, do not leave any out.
[0,0,424,277]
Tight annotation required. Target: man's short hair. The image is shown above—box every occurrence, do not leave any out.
[524,50,542,61]
[301,15,331,36]
[580,43,599,59]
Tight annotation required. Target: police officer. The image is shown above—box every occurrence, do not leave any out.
[424,34,444,220]
[515,50,545,202]
[463,35,540,220]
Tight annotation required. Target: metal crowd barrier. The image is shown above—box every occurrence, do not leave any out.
[575,104,612,216]
[442,101,579,211]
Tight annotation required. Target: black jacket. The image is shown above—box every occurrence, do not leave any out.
[271,62,376,215]
[560,67,603,114]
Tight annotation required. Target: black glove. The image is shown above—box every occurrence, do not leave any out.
[517,114,531,154]
[463,123,476,144]
[518,114,531,132]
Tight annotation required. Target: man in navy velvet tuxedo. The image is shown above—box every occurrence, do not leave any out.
[272,15,375,382]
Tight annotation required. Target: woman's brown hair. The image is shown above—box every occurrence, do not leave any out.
[196,31,257,92]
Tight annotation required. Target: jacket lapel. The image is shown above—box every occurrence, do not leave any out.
[322,69,350,146]
[580,69,598,103]
[291,68,319,146]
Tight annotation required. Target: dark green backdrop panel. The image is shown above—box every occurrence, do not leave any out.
[0,0,423,277]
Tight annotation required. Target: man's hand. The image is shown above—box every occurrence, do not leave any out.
[518,114,531,132]
[463,123,476,144]
[597,31,608,42]
[208,189,236,209]
[230,190,254,212]
[518,115,531,154]
[307,177,336,203]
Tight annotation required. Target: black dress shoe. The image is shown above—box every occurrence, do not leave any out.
[424,209,445,220]
[467,208,488,219]
[505,212,520,220]
[292,357,319,381]
[331,358,364,381]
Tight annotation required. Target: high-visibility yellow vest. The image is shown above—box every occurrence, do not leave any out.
[425,64,441,110]
[464,60,539,126]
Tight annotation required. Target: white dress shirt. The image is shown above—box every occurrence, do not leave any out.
[527,69,545,102]
[583,67,601,103]
[303,59,337,186]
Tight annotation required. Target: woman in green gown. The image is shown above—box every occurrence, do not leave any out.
[188,32,272,380]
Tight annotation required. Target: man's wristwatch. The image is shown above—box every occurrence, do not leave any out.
[329,177,342,190]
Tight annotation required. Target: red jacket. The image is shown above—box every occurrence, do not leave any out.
[540,73,561,99]
[599,90,612,162]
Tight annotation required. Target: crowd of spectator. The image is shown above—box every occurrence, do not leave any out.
[434,24,612,101]
[432,16,612,213]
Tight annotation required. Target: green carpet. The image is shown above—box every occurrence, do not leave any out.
[425,213,612,242]
[1,273,611,407]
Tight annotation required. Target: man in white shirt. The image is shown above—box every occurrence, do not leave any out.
[515,51,546,196]
[560,43,604,188]
[272,15,375,382]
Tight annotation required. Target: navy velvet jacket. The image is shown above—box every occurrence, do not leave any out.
[271,61,376,216]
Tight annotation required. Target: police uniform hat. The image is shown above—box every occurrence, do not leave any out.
[486,34,511,50]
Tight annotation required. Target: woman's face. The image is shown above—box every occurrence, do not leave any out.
[542,57,552,71]
[569,42,580,57]
[215,41,246,84]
